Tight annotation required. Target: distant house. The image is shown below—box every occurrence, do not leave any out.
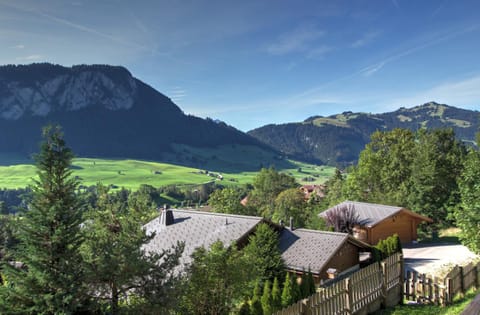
[143,208,263,270]
[278,227,370,283]
[300,184,326,200]
[320,201,433,245]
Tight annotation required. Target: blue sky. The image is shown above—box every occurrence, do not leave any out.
[1,0,480,131]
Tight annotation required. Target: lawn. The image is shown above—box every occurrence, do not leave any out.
[0,154,335,190]
[373,288,479,315]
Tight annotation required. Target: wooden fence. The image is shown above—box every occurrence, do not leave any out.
[404,261,480,306]
[274,253,403,315]
[275,254,480,315]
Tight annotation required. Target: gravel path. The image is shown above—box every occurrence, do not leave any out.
[403,243,478,276]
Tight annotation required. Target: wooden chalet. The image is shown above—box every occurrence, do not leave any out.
[321,201,433,245]
[278,227,371,283]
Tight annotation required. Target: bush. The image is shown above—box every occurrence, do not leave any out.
[374,234,402,260]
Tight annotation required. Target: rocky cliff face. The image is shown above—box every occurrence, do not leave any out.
[0,63,264,162]
[0,64,147,120]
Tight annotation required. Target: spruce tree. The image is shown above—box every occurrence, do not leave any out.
[281,273,294,307]
[0,126,87,314]
[271,277,282,312]
[261,279,273,315]
[243,223,284,284]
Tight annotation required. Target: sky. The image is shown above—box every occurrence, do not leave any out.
[1,0,480,131]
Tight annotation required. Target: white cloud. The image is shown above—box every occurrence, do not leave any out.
[266,24,326,55]
[361,61,386,76]
[387,76,480,110]
[169,87,187,103]
[16,54,42,61]
[359,25,479,77]
[351,31,381,48]
[10,44,25,49]
[307,45,333,59]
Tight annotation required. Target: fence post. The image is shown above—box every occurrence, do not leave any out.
[399,254,404,305]
[445,277,453,305]
[381,260,388,307]
[404,270,410,302]
[460,266,465,296]
[345,278,353,315]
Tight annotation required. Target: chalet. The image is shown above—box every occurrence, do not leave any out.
[143,208,371,283]
[320,201,433,245]
[278,226,370,284]
[142,208,263,270]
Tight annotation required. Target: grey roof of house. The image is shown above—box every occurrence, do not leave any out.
[278,228,358,275]
[320,201,415,227]
[142,209,263,269]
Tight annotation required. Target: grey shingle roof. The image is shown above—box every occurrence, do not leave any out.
[320,201,405,227]
[278,228,354,275]
[142,209,263,270]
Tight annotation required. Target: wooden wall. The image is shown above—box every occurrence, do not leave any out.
[370,211,417,244]
[318,241,360,281]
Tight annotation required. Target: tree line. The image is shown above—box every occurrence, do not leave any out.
[323,128,480,253]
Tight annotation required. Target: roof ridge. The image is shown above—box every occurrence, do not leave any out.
[172,208,264,220]
[343,200,403,209]
[291,228,349,237]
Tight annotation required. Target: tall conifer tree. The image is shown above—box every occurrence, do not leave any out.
[0,125,87,314]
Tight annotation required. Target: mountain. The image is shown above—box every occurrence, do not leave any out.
[0,63,285,171]
[248,102,480,166]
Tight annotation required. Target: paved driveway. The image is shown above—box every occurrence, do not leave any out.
[403,243,478,275]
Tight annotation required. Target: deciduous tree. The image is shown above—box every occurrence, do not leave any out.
[180,241,253,315]
[455,149,480,253]
[248,167,297,217]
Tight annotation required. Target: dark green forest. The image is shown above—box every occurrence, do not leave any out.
[249,102,480,166]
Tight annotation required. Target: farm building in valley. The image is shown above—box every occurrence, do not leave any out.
[320,201,433,245]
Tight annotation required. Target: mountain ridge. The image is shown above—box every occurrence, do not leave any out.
[248,102,479,166]
[0,63,283,172]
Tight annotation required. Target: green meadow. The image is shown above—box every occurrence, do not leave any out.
[0,154,335,190]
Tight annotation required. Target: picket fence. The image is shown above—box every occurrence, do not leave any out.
[274,253,404,315]
[404,260,480,305]
[275,254,480,315]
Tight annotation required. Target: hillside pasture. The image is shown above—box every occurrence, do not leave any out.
[0,154,334,190]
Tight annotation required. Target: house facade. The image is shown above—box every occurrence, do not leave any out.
[321,201,433,245]
[278,227,370,283]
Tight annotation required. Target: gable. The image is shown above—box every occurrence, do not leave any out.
[278,228,368,275]
[321,201,432,228]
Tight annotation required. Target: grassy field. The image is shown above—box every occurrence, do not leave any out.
[0,154,335,190]
[373,288,479,315]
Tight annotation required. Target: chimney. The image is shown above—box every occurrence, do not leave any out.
[159,205,174,226]
[326,268,338,279]
[289,216,294,230]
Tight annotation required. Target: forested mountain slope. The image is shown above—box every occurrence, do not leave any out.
[248,102,479,165]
